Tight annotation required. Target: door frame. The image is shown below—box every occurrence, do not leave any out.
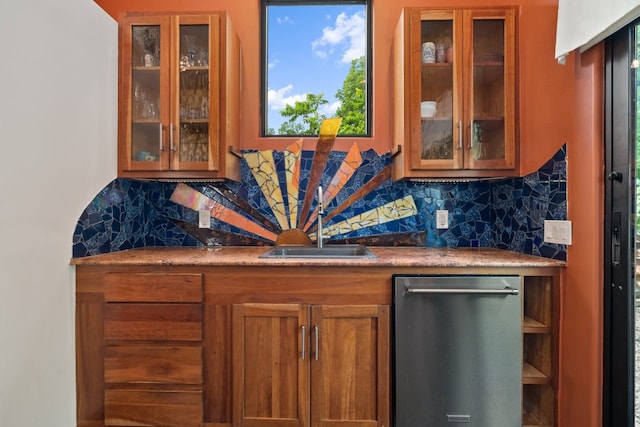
[603,20,638,427]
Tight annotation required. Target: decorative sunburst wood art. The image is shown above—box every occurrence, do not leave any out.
[169,118,423,246]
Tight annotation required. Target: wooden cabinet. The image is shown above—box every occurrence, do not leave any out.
[76,270,205,427]
[103,272,204,427]
[522,275,560,427]
[232,303,390,427]
[73,251,561,427]
[392,7,517,180]
[118,12,240,180]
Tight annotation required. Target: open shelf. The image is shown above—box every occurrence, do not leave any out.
[523,362,551,385]
[523,382,555,427]
[522,275,558,426]
[523,316,551,333]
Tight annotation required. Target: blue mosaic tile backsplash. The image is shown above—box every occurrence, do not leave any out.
[72,145,567,261]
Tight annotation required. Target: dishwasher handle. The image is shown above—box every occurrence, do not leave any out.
[404,286,519,296]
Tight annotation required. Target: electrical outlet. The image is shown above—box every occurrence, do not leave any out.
[199,209,211,228]
[544,220,572,245]
[436,210,449,229]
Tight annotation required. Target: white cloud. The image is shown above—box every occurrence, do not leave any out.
[311,11,366,64]
[267,84,308,111]
[277,16,292,25]
[320,100,341,118]
[268,59,279,70]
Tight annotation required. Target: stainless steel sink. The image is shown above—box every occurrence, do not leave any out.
[259,244,377,259]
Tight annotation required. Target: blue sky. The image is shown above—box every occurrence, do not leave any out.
[266,3,366,132]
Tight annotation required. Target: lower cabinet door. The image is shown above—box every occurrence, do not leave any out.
[232,303,310,427]
[232,303,390,427]
[310,304,390,427]
[104,389,203,426]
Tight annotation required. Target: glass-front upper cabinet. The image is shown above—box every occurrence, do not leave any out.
[417,11,458,169]
[392,8,517,180]
[125,17,167,172]
[118,13,241,181]
[179,23,211,165]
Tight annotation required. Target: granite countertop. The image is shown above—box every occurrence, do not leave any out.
[70,246,566,269]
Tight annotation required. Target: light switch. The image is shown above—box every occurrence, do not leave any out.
[436,210,449,229]
[543,220,572,245]
[199,209,211,228]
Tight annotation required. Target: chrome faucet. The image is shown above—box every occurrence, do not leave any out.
[317,186,324,248]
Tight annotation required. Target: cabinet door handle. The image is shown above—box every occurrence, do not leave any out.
[457,121,463,150]
[159,124,165,151]
[612,211,621,267]
[469,121,474,149]
[170,124,176,152]
[608,171,623,182]
[313,325,319,361]
[301,325,306,360]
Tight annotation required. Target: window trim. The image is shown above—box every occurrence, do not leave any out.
[260,0,372,137]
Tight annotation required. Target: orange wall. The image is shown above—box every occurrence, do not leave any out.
[561,45,604,427]
[94,1,604,425]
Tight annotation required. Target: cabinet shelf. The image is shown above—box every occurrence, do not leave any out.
[523,412,553,427]
[421,117,451,122]
[132,118,161,124]
[523,316,551,333]
[132,66,161,71]
[474,60,505,66]
[180,118,209,123]
[523,362,551,385]
[474,116,505,121]
[180,66,209,72]
[421,62,452,68]
[523,381,555,427]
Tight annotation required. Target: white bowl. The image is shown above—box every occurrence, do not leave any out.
[421,101,437,118]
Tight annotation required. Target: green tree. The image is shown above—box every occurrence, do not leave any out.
[335,56,366,135]
[277,93,329,135]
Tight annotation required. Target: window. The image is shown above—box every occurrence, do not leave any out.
[262,0,371,137]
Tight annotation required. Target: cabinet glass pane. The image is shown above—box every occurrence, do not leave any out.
[420,19,454,160]
[472,18,505,161]
[131,25,161,163]
[179,24,209,163]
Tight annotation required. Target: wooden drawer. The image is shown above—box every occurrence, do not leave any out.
[104,273,203,303]
[105,389,202,427]
[105,346,203,384]
[104,304,202,341]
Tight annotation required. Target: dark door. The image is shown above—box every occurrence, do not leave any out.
[603,20,638,427]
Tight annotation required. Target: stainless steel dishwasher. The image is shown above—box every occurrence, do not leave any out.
[392,275,522,427]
